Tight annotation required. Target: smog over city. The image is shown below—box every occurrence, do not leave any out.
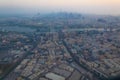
[0,0,120,80]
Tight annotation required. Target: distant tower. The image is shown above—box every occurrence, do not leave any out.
[49,22,54,41]
[104,24,107,32]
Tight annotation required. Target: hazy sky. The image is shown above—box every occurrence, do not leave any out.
[0,0,120,15]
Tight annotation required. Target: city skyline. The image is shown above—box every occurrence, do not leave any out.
[0,0,120,15]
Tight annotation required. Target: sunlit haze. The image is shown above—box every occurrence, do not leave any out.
[0,0,120,15]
